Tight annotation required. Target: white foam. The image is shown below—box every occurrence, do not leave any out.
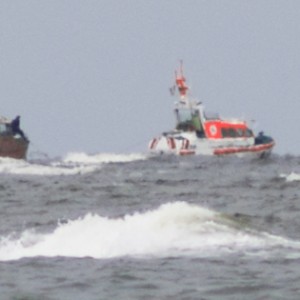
[280,172,300,182]
[63,152,146,164]
[0,152,146,176]
[0,157,96,176]
[0,202,298,261]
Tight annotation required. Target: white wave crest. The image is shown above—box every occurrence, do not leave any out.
[63,152,146,164]
[279,172,300,182]
[0,157,96,175]
[0,202,298,261]
[0,152,146,176]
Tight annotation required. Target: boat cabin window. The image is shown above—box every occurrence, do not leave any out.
[175,108,203,132]
[245,128,253,137]
[221,128,236,137]
[236,129,244,137]
[221,127,254,138]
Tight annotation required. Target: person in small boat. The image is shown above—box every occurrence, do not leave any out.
[254,131,264,145]
[11,115,27,140]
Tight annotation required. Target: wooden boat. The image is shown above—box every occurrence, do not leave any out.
[0,116,29,159]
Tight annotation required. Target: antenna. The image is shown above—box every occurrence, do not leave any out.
[175,61,189,99]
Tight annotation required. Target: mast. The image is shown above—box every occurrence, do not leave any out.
[175,60,189,100]
[172,62,206,135]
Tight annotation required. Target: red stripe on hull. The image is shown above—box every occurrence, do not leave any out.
[179,149,196,156]
[214,142,275,156]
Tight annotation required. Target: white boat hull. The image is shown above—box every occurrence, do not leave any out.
[149,132,274,158]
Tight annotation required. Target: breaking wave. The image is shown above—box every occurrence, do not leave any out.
[63,152,146,164]
[0,202,299,261]
[280,172,300,182]
[0,152,146,176]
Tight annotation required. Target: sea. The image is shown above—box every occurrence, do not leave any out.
[1,152,300,300]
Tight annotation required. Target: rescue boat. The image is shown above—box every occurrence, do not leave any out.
[0,116,29,159]
[149,63,275,158]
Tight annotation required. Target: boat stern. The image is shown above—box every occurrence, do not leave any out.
[148,134,195,155]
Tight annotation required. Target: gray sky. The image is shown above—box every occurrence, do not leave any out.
[1,1,299,157]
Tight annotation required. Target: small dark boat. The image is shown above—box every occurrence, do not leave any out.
[0,116,29,159]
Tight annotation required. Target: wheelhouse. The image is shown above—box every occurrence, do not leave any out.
[204,120,254,139]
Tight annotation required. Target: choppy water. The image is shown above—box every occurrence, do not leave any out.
[1,152,300,299]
